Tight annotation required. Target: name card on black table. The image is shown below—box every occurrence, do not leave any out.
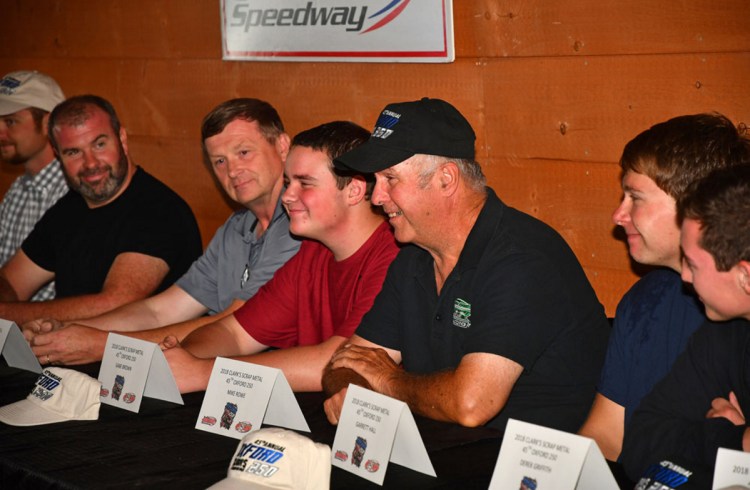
[331,384,436,486]
[714,448,750,489]
[196,357,309,440]
[0,319,41,373]
[98,333,183,412]
[490,418,618,489]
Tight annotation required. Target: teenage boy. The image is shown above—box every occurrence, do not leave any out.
[578,114,750,460]
[621,164,750,484]
[161,121,399,393]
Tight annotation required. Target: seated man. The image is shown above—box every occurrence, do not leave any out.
[621,164,750,484]
[160,120,399,393]
[322,98,609,432]
[578,113,750,460]
[0,95,202,326]
[0,70,69,301]
[24,98,300,365]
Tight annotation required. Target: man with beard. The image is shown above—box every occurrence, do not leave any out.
[0,94,202,327]
[23,98,300,366]
[0,71,69,301]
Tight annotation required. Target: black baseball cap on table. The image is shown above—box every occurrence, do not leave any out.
[334,97,476,174]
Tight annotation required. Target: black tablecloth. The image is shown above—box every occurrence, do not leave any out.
[0,362,633,489]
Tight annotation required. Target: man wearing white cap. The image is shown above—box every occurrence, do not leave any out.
[0,70,69,302]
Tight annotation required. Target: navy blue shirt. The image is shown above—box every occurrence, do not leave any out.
[598,269,706,426]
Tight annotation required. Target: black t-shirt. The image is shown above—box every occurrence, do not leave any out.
[622,319,750,483]
[23,167,202,297]
[356,188,610,433]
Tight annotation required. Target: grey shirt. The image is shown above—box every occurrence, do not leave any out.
[176,197,300,314]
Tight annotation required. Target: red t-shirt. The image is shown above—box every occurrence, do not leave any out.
[233,221,398,348]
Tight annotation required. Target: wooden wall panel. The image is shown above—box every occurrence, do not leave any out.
[479,53,750,161]
[4,1,749,59]
[2,0,749,316]
[458,0,750,57]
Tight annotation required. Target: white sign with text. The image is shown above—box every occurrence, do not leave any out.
[196,357,309,440]
[714,447,750,489]
[490,418,618,490]
[221,0,454,62]
[0,319,41,373]
[331,384,435,485]
[98,333,183,412]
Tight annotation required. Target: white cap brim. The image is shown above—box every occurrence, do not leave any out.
[0,100,33,117]
[0,399,72,426]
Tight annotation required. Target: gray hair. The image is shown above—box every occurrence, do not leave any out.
[407,154,486,192]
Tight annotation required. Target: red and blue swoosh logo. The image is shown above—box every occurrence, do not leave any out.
[361,0,411,34]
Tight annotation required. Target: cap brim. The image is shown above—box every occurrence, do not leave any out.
[334,139,415,173]
[0,100,31,117]
[0,399,70,426]
[207,477,270,489]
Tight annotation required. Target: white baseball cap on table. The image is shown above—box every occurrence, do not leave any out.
[0,367,100,426]
[0,70,65,116]
[208,427,331,489]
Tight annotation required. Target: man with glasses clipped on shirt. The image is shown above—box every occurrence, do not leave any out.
[23,99,300,367]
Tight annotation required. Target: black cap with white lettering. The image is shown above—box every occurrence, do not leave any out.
[334,97,476,173]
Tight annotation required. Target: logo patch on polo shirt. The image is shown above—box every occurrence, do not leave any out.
[452,298,471,328]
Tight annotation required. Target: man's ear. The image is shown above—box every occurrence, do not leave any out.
[347,175,367,205]
[119,127,129,155]
[739,261,750,295]
[438,162,460,194]
[276,133,291,162]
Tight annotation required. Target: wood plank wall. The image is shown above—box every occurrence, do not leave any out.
[1,1,749,316]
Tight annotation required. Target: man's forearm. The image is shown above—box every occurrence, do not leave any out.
[0,293,125,325]
[322,366,372,396]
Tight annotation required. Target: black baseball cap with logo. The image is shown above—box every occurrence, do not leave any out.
[334,97,476,173]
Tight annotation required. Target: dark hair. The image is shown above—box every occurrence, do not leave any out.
[620,113,750,200]
[200,98,284,160]
[28,107,47,132]
[48,95,122,153]
[677,165,750,271]
[291,121,373,195]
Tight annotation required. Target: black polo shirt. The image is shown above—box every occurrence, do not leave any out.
[356,187,610,433]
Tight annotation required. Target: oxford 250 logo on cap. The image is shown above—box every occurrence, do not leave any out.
[372,110,401,139]
[31,370,62,401]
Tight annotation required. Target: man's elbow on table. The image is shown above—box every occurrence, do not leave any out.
[452,390,506,428]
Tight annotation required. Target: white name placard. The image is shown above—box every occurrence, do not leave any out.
[331,384,435,485]
[0,319,41,373]
[98,333,183,412]
[490,418,618,490]
[196,357,309,440]
[714,447,750,489]
[221,0,454,63]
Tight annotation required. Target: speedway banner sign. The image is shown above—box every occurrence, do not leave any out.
[221,0,454,62]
